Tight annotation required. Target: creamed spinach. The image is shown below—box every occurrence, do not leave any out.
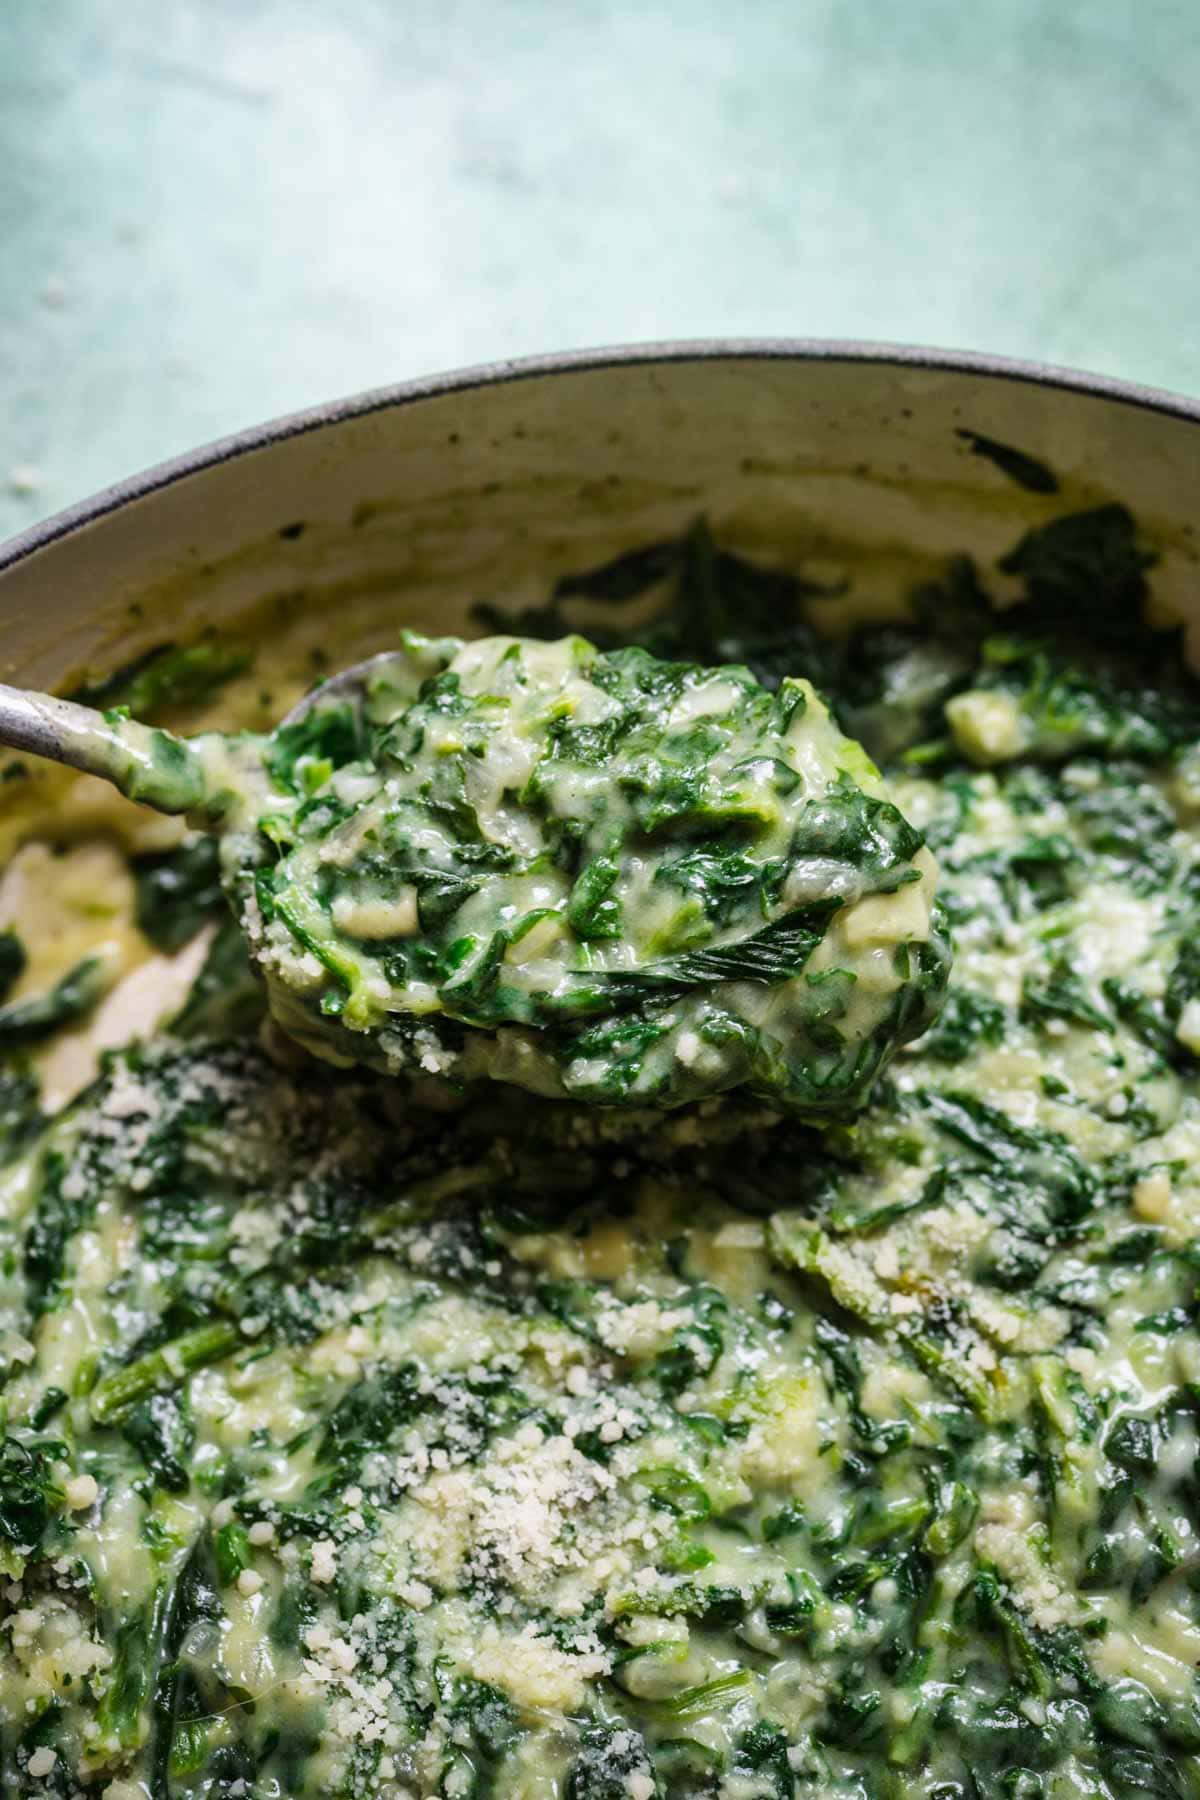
[226,631,944,1113]
[4,504,1200,1800]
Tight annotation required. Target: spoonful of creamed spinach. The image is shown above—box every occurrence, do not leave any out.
[0,631,949,1112]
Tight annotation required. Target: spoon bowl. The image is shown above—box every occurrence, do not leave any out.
[278,651,413,732]
[0,627,949,1117]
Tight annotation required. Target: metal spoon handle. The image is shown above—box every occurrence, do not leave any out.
[0,683,211,816]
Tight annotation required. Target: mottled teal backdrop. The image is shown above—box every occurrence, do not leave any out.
[1,0,1197,539]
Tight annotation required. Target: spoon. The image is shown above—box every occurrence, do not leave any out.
[0,656,397,819]
[0,635,948,1114]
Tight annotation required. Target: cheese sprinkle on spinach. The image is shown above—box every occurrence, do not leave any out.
[5,504,1200,1800]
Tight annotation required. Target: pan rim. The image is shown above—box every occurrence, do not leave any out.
[3,336,1198,576]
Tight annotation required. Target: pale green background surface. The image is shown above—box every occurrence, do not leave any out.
[1,0,1198,543]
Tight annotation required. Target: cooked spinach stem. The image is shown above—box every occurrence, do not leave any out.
[90,1323,242,1424]
[96,1597,163,1749]
[5,502,1200,1798]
